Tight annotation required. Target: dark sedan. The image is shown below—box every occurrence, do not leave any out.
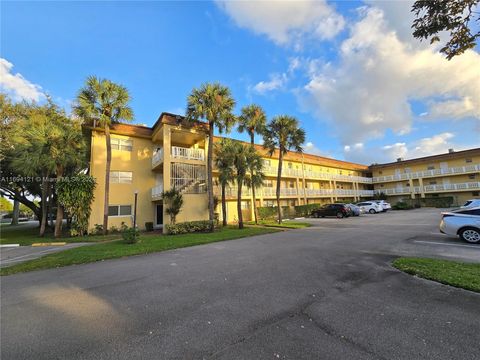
[311,204,351,218]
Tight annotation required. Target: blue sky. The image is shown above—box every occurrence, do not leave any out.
[2,1,479,164]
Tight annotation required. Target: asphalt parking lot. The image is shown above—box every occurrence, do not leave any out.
[1,208,479,359]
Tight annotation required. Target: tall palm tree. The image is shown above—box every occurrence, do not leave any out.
[238,104,266,224]
[263,115,305,223]
[232,142,264,229]
[186,83,236,230]
[74,76,133,235]
[214,139,235,227]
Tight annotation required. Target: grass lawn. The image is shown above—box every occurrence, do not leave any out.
[0,221,120,246]
[246,220,312,229]
[393,257,480,293]
[0,226,280,276]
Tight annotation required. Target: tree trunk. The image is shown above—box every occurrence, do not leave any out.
[103,125,112,235]
[39,174,48,237]
[250,133,259,224]
[237,179,243,229]
[276,152,283,223]
[48,185,55,229]
[54,165,64,238]
[11,199,19,225]
[207,124,215,230]
[221,183,227,227]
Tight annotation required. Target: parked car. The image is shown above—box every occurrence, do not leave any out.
[346,203,361,216]
[374,200,392,212]
[440,207,480,243]
[461,199,480,208]
[356,201,383,214]
[311,204,351,218]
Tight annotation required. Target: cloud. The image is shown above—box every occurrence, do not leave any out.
[304,141,326,156]
[252,73,287,94]
[0,58,44,102]
[343,132,470,164]
[216,0,344,47]
[300,6,480,145]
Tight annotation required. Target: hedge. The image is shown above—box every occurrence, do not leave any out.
[166,220,214,235]
[257,204,323,220]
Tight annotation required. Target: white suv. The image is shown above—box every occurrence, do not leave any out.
[440,207,480,243]
[356,201,383,214]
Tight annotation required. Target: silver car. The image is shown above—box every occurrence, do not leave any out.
[440,207,480,243]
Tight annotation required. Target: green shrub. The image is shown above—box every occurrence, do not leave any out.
[294,204,323,217]
[258,207,277,220]
[166,220,214,235]
[122,227,140,244]
[423,196,454,208]
[91,223,103,235]
[145,222,154,232]
[109,225,120,234]
[392,201,414,210]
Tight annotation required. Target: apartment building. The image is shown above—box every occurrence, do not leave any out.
[88,112,479,232]
[371,149,480,205]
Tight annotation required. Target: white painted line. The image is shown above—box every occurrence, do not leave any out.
[414,240,480,249]
[0,244,20,247]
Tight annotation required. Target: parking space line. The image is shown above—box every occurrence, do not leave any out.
[413,240,480,249]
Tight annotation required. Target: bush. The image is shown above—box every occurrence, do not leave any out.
[392,201,414,210]
[423,196,454,208]
[91,223,103,235]
[145,222,154,232]
[122,227,140,244]
[294,204,323,217]
[258,207,277,220]
[109,225,120,234]
[166,220,214,235]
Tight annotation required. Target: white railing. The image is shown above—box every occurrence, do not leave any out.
[172,146,205,161]
[261,165,372,183]
[151,185,163,200]
[375,182,480,195]
[373,164,480,183]
[214,186,251,198]
[171,163,206,194]
[262,187,298,197]
[152,148,164,168]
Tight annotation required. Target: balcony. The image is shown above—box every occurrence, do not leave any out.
[213,186,251,198]
[152,148,164,169]
[172,146,205,161]
[151,185,163,200]
[372,164,480,183]
[262,187,298,197]
[375,182,480,195]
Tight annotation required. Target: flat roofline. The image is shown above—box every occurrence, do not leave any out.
[370,147,480,168]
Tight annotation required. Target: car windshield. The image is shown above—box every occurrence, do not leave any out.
[463,201,472,206]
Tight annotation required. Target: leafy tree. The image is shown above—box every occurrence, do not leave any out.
[162,188,184,225]
[238,104,267,224]
[186,82,236,230]
[57,175,96,236]
[412,0,480,60]
[214,139,235,226]
[263,115,305,223]
[232,142,264,229]
[74,76,133,235]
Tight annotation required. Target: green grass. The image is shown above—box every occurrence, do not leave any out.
[393,257,480,293]
[0,226,280,276]
[246,220,312,229]
[0,222,120,246]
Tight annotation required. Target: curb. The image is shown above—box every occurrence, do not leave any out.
[31,242,67,247]
[0,244,20,248]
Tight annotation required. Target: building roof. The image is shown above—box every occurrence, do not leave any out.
[370,148,480,169]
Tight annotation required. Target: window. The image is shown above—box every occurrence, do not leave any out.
[466,158,472,163]
[263,159,271,167]
[264,180,273,188]
[288,162,292,169]
[264,200,275,207]
[427,165,435,170]
[241,201,250,210]
[472,191,479,196]
[429,181,437,185]
[110,171,133,183]
[468,174,476,179]
[111,138,133,151]
[289,181,295,188]
[456,209,480,216]
[108,205,132,217]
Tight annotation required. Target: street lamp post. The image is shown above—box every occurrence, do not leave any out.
[133,190,139,241]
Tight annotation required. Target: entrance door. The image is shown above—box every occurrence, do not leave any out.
[156,204,163,226]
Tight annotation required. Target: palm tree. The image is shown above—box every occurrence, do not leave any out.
[214,139,235,226]
[186,83,236,230]
[162,188,184,225]
[74,76,133,235]
[238,104,266,224]
[232,142,264,229]
[263,115,305,223]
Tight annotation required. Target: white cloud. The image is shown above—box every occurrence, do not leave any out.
[216,0,344,47]
[300,6,480,145]
[304,141,325,156]
[252,73,287,94]
[343,132,470,164]
[0,58,44,102]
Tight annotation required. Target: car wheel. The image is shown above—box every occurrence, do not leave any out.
[459,227,480,244]
[336,212,344,218]
[369,209,376,214]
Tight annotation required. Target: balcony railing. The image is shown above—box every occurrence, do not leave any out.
[373,164,480,183]
[261,165,372,183]
[151,185,163,200]
[375,182,480,195]
[152,148,164,168]
[262,187,298,197]
[172,146,205,161]
[213,186,251,198]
